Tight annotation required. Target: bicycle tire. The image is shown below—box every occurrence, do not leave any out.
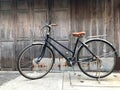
[17,43,55,80]
[77,39,117,78]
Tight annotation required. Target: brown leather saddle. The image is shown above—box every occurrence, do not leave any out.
[72,32,86,37]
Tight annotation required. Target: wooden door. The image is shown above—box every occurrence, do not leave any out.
[73,0,119,70]
[15,0,71,71]
[0,0,119,70]
[51,0,71,55]
[50,0,71,71]
[0,0,15,70]
[16,0,47,58]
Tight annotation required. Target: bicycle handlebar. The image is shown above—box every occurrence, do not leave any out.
[46,24,57,28]
[40,24,57,33]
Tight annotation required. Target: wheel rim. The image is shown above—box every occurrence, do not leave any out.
[77,40,116,78]
[18,44,54,79]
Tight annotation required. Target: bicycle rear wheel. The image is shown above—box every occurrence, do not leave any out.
[17,44,55,80]
[77,39,117,78]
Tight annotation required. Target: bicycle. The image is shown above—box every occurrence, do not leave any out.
[17,24,117,80]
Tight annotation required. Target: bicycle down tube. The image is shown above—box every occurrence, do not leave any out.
[45,35,77,61]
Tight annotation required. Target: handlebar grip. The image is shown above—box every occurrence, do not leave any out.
[50,24,57,26]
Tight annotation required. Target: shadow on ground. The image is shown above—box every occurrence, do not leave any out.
[0,72,20,86]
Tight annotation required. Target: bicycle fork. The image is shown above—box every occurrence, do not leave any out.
[36,45,47,63]
[32,45,47,71]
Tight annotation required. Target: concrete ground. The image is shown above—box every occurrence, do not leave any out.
[0,71,120,90]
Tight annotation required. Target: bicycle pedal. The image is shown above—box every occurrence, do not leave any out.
[64,61,72,67]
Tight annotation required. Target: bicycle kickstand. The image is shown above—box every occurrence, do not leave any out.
[96,67,101,84]
[97,76,101,84]
[68,63,76,86]
[70,62,77,75]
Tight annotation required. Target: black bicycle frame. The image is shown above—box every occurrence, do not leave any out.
[44,34,97,62]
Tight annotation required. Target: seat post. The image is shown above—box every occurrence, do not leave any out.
[72,37,80,57]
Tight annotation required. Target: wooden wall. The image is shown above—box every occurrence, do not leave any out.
[0,0,120,70]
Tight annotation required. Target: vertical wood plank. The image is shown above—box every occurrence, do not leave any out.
[52,0,70,40]
[34,0,46,9]
[33,11,47,40]
[1,42,15,70]
[51,0,71,71]
[16,11,31,39]
[17,0,29,10]
[91,0,97,36]
[0,1,15,70]
[52,11,70,40]
[0,43,1,69]
[105,0,114,44]
[70,0,77,50]
[33,0,47,40]
[77,0,84,32]
[113,0,120,70]
[16,41,30,57]
[0,11,14,40]
[0,1,12,10]
[114,0,120,54]
[84,0,91,37]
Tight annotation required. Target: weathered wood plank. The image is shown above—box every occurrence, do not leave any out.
[84,0,91,37]
[17,0,29,10]
[0,11,14,40]
[0,43,1,70]
[34,0,47,9]
[113,0,120,70]
[52,10,70,40]
[76,0,84,32]
[33,11,47,40]
[91,0,97,36]
[16,41,30,57]
[70,0,77,50]
[114,0,120,55]
[96,0,104,36]
[16,11,31,39]
[53,0,68,9]
[1,42,15,70]
[105,0,114,44]
[52,0,70,40]
[0,1,12,10]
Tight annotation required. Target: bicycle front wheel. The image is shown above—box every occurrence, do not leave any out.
[77,39,117,78]
[17,43,55,80]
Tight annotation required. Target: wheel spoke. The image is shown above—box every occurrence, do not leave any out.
[18,44,54,80]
